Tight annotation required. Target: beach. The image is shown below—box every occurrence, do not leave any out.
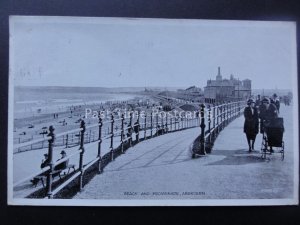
[13,86,154,147]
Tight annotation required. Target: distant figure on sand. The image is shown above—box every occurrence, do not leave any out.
[243,99,259,152]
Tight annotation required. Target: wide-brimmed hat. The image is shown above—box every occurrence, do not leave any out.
[60,150,66,155]
[247,98,254,105]
[262,97,270,103]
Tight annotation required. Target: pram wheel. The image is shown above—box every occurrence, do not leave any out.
[261,135,268,159]
[280,141,285,161]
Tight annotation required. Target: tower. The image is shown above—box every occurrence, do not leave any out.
[216,66,222,81]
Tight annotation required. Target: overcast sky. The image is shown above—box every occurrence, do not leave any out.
[10,16,297,89]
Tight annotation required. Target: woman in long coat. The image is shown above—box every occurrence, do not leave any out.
[244,99,259,152]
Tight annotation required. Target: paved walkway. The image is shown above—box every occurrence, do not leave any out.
[74,104,296,201]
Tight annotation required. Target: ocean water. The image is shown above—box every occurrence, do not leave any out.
[14,86,139,119]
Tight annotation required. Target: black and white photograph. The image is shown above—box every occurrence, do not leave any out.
[8,16,298,206]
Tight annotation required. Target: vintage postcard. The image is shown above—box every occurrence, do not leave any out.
[8,16,298,206]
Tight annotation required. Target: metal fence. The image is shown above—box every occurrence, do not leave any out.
[193,101,244,156]
[13,100,244,198]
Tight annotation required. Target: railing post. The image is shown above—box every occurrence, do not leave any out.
[161,113,164,134]
[199,104,206,155]
[223,104,225,125]
[219,104,222,130]
[186,116,188,128]
[97,113,103,173]
[208,105,211,132]
[110,114,114,160]
[120,113,124,153]
[150,112,153,138]
[79,120,85,191]
[129,112,133,147]
[136,112,140,143]
[226,103,229,124]
[229,102,232,122]
[216,104,220,134]
[206,105,212,153]
[212,104,216,141]
[223,104,226,129]
[46,125,55,198]
[165,113,168,133]
[213,104,216,129]
[156,113,159,136]
[65,134,68,148]
[144,113,147,140]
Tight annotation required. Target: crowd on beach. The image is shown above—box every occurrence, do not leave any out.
[13,95,167,145]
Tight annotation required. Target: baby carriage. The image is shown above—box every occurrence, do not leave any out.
[261,117,285,160]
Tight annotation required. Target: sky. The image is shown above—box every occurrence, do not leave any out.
[10,16,297,90]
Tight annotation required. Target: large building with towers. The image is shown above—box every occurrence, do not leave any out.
[204,67,251,103]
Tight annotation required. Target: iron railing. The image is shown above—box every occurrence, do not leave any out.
[12,100,244,198]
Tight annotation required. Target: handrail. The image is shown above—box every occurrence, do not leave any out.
[55,128,83,138]
[13,165,50,187]
[13,100,245,198]
[14,136,52,150]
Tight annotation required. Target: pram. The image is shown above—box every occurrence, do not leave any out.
[261,117,285,160]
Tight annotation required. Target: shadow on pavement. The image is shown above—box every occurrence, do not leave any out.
[207,149,265,166]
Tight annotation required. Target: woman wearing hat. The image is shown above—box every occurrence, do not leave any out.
[259,97,278,152]
[259,97,278,124]
[244,98,259,152]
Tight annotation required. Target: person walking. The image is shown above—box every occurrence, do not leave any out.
[271,93,280,114]
[244,99,259,152]
[259,97,278,152]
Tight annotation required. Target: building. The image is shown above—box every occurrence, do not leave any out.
[177,86,203,102]
[204,67,251,103]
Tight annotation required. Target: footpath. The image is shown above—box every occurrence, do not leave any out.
[74,104,296,202]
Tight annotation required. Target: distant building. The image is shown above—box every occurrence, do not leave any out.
[204,67,251,103]
[177,86,203,102]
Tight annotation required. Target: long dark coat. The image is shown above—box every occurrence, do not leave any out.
[258,103,278,133]
[243,106,259,138]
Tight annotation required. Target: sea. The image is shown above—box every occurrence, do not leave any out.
[13,86,142,119]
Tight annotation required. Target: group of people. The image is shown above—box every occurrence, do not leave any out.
[243,94,280,152]
[31,150,69,185]
[40,150,68,170]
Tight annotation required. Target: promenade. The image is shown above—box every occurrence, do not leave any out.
[74,104,296,200]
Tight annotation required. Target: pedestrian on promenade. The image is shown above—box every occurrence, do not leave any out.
[255,94,261,109]
[259,97,278,128]
[271,93,280,114]
[259,97,278,152]
[244,99,259,152]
